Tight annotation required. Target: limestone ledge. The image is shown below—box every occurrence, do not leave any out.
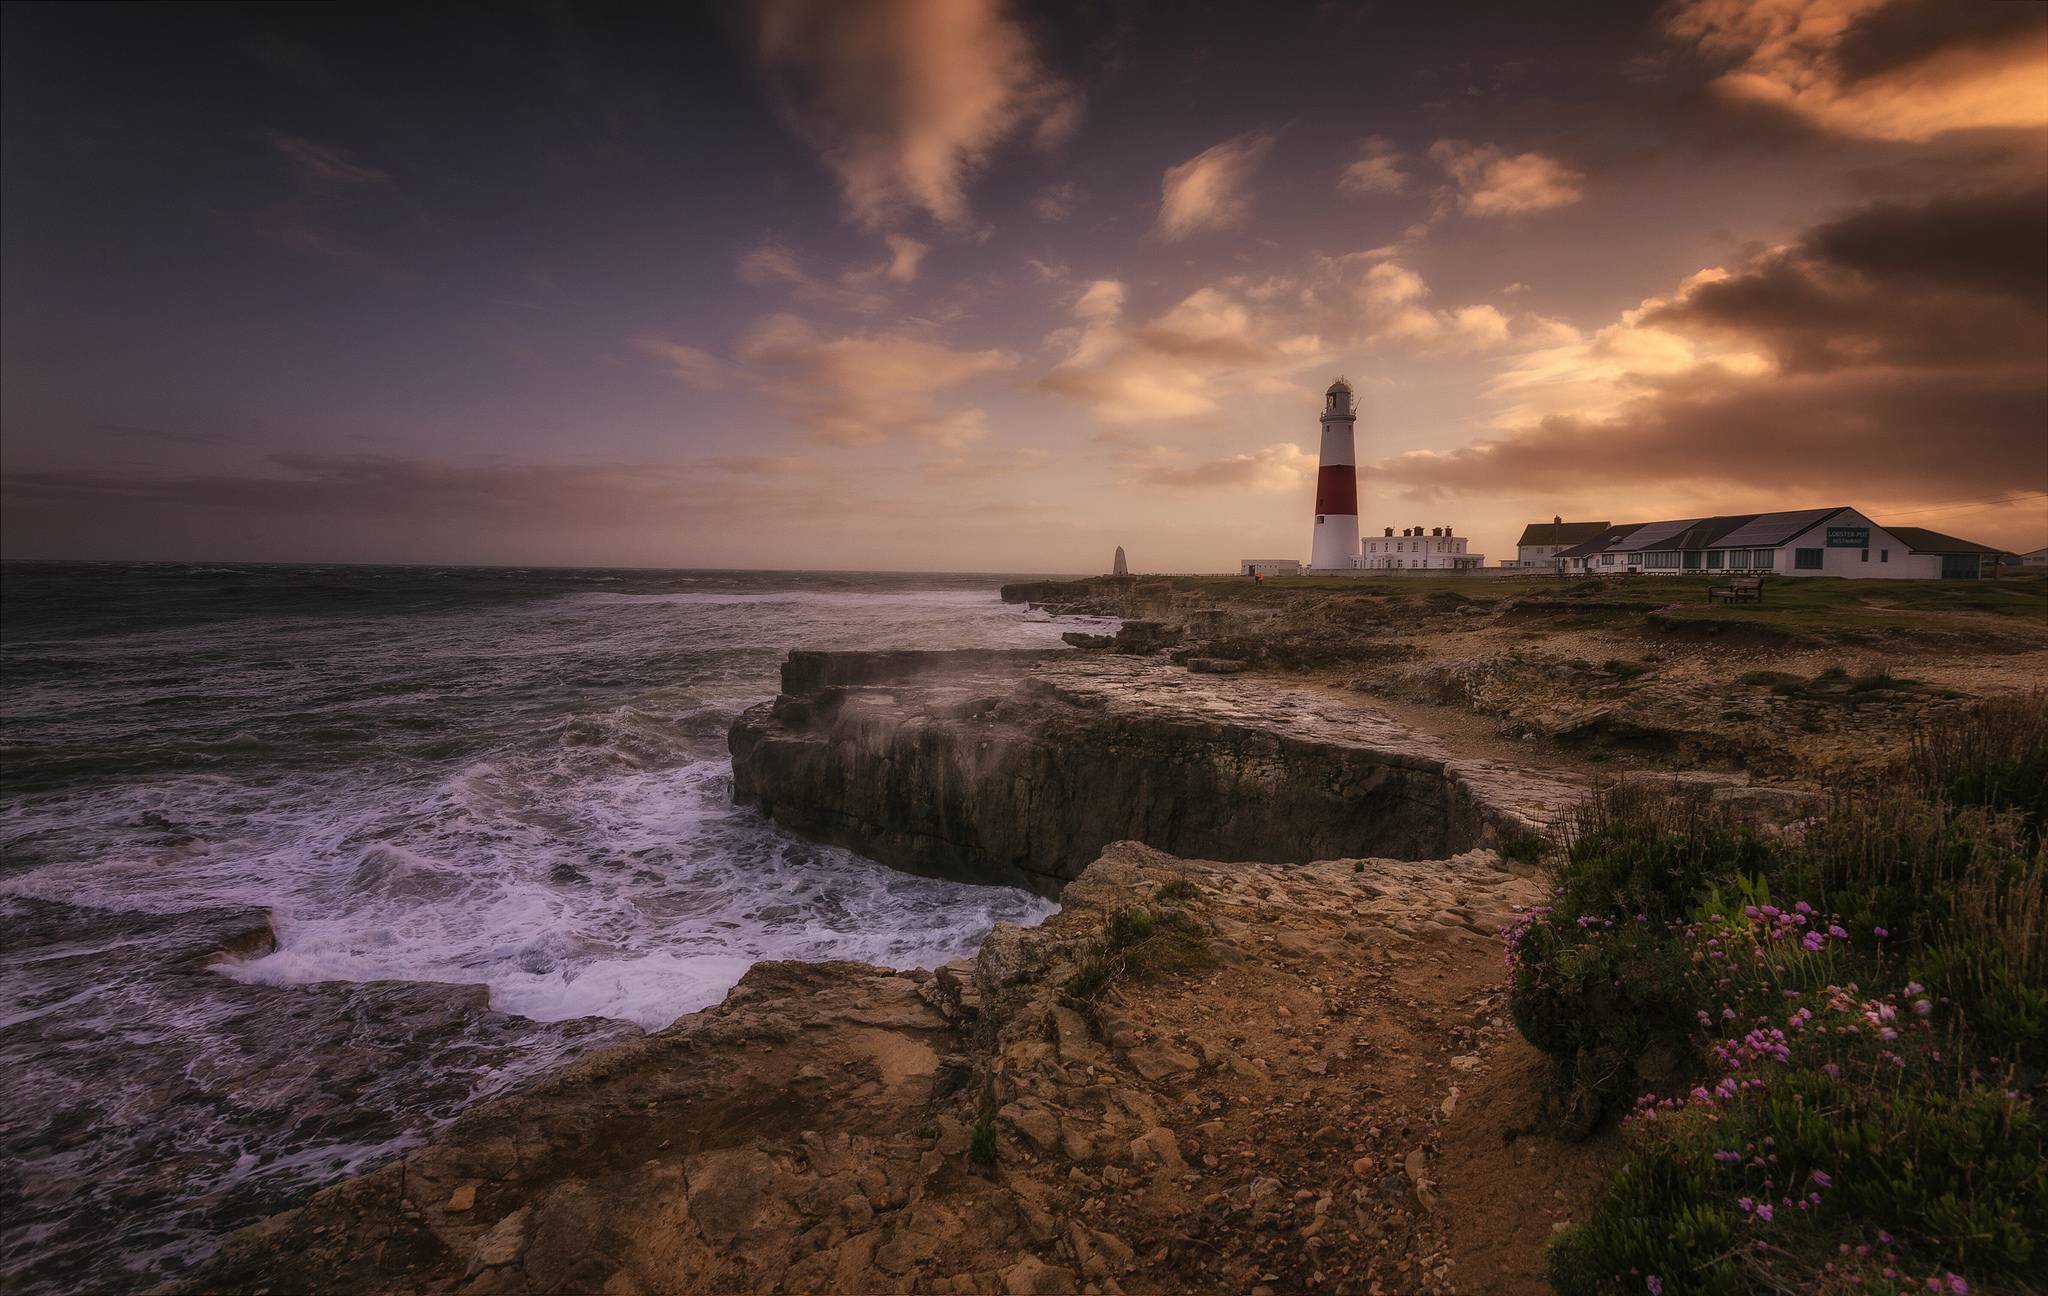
[730,648,1583,894]
[178,841,1544,1296]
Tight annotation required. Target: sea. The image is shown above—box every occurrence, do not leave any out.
[0,561,1103,1294]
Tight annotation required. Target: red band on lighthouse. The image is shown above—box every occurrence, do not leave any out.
[1314,464,1358,517]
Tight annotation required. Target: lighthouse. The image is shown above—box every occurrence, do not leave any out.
[1309,378,1360,571]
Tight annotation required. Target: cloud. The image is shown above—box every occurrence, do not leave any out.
[734,312,1016,447]
[1373,186,2048,510]
[633,336,728,390]
[1426,140,1583,216]
[748,0,1082,229]
[1124,442,1315,494]
[1666,0,2048,141]
[883,234,929,283]
[1042,279,1323,422]
[1155,132,1275,241]
[0,453,1052,564]
[1031,180,1082,222]
[1307,255,1525,355]
[1338,136,1408,196]
[268,134,391,187]
[737,239,924,312]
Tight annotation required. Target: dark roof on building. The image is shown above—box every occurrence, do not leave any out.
[1516,520,1610,547]
[1554,510,2016,561]
[1556,523,1648,559]
[1885,526,2012,556]
[1554,508,1857,558]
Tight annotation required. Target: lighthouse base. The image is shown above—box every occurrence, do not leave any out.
[1309,514,1361,571]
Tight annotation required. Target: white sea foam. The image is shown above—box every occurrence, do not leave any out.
[0,572,1090,1291]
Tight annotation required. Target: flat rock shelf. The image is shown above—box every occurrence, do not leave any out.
[729,649,1585,895]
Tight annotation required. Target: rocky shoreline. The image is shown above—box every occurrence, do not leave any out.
[185,839,1602,1295]
[179,637,1615,1294]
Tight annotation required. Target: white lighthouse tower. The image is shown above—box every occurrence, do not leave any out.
[1309,378,1361,571]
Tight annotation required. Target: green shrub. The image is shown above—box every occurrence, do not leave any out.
[1153,877,1197,904]
[1510,697,2048,1293]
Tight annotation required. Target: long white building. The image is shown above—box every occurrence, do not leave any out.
[1361,525,1484,570]
[1552,507,2011,579]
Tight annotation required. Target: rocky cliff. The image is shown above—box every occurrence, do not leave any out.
[183,842,1609,1296]
[730,649,1580,894]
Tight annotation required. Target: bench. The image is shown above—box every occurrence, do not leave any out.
[1707,575,1765,604]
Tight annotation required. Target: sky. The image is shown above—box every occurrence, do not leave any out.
[2,0,2044,572]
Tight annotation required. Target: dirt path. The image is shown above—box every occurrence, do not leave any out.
[972,846,1615,1296]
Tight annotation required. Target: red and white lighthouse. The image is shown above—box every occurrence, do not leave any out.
[1309,378,1360,571]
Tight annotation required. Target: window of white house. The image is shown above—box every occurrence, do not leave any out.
[1861,549,1869,562]
[1795,548,1824,569]
[1754,550,1775,569]
[1707,550,1724,570]
[1601,553,1615,565]
[1881,549,1888,562]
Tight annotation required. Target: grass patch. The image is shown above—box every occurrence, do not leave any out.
[1153,877,1198,904]
[1499,832,1551,869]
[969,1116,997,1167]
[1508,693,2048,1293]
[1060,904,1212,1018]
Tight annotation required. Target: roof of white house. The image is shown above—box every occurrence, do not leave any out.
[1514,520,1609,546]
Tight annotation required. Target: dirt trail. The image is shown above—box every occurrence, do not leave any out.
[974,846,1610,1296]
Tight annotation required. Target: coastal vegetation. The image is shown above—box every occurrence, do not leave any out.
[1507,694,2048,1293]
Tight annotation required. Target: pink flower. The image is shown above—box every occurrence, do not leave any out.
[1947,1275,1968,1294]
[1874,926,1888,938]
[1756,1203,1774,1221]
[1647,1278,1663,1295]
[1811,1170,1833,1187]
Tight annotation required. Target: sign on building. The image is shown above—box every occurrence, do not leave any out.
[1826,526,1870,548]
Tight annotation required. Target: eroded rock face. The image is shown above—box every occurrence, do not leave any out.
[179,842,1601,1295]
[730,650,1579,894]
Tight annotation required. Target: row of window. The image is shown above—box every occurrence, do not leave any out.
[1598,549,1780,569]
[1589,545,1894,570]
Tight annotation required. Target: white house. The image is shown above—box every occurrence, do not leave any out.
[1553,507,2011,579]
[1512,517,1610,569]
[1361,525,1484,570]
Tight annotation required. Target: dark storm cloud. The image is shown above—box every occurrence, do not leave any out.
[1646,186,2048,371]
[1375,185,2048,502]
[1829,0,2048,85]
[1378,366,2046,501]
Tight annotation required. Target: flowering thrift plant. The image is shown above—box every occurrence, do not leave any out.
[1502,705,2047,1295]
